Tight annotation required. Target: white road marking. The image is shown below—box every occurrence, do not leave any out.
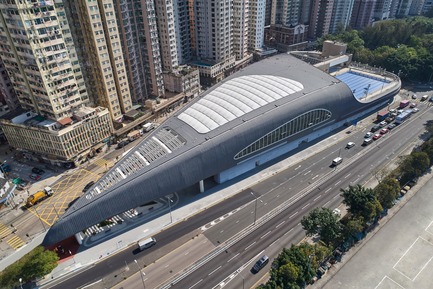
[304,170,311,175]
[189,279,203,289]
[236,220,239,224]
[324,201,330,206]
[261,231,272,239]
[333,194,339,199]
[313,195,322,201]
[284,228,294,236]
[344,173,351,178]
[312,174,319,180]
[185,251,189,255]
[276,221,285,228]
[227,253,240,263]
[289,212,298,218]
[302,203,310,210]
[245,241,256,251]
[220,230,224,234]
[209,266,222,276]
[295,165,301,170]
[335,180,341,186]
[324,188,331,193]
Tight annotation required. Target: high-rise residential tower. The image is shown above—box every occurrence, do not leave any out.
[374,0,392,20]
[330,0,355,33]
[233,0,250,60]
[0,1,88,120]
[350,0,376,29]
[309,0,335,38]
[249,0,266,50]
[67,0,133,121]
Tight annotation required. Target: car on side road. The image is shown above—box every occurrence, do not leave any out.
[379,121,387,127]
[365,132,373,138]
[380,128,389,135]
[346,142,355,149]
[371,125,381,132]
[410,102,417,108]
[388,123,396,130]
[373,133,381,140]
[412,94,417,99]
[412,108,419,113]
[252,255,269,274]
[29,173,41,181]
[363,138,373,146]
[32,167,45,175]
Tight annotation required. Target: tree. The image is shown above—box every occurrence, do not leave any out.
[278,262,300,284]
[0,246,59,288]
[375,177,400,209]
[341,215,365,239]
[340,184,383,221]
[301,207,342,245]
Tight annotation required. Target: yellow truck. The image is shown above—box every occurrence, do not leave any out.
[26,186,53,207]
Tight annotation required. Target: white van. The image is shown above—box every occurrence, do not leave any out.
[421,95,428,101]
[138,237,156,250]
[332,157,343,166]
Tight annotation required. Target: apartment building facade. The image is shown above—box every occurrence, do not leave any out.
[330,0,355,33]
[351,0,376,29]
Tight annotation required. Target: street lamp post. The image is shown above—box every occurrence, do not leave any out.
[134,259,146,289]
[167,195,173,223]
[250,192,263,225]
[19,278,23,289]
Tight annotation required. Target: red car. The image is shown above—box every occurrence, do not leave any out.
[373,133,381,140]
[380,128,389,135]
[29,173,41,181]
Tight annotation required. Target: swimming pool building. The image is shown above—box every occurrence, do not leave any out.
[43,53,401,245]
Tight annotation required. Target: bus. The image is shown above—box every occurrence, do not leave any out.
[395,110,412,124]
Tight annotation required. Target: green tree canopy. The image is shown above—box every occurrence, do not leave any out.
[0,246,59,288]
[301,207,342,245]
[375,177,401,209]
[341,215,365,239]
[340,184,383,221]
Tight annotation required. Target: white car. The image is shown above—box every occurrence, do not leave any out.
[346,142,355,149]
[412,108,419,113]
[365,132,373,138]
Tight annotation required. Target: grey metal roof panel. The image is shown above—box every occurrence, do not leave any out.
[43,53,400,245]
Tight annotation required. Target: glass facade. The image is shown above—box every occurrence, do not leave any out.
[234,108,332,160]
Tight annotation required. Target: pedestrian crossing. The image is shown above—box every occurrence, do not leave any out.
[0,223,12,239]
[6,235,25,250]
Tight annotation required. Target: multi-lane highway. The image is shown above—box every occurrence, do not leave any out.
[47,101,432,289]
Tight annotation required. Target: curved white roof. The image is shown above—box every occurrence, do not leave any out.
[178,75,304,133]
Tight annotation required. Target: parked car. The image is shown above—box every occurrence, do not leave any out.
[380,128,389,135]
[346,142,355,149]
[82,181,95,193]
[365,132,373,138]
[363,138,373,146]
[412,108,419,113]
[373,133,381,140]
[379,121,387,127]
[116,140,129,149]
[32,167,45,175]
[29,173,41,181]
[412,94,417,99]
[388,123,396,130]
[410,102,417,108]
[371,125,381,132]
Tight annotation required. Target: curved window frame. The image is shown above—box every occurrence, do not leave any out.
[234,108,332,160]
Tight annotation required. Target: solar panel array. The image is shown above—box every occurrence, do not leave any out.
[85,128,186,200]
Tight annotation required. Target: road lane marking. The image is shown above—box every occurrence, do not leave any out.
[236,220,239,223]
[289,212,298,218]
[324,188,331,194]
[304,170,311,175]
[227,253,239,263]
[209,266,222,276]
[344,173,351,178]
[333,194,339,199]
[185,251,189,255]
[301,203,310,210]
[261,231,272,239]
[245,241,256,251]
[335,180,341,186]
[284,228,294,236]
[220,230,224,234]
[314,195,322,201]
[324,201,330,206]
[295,165,301,170]
[276,221,285,228]
[189,279,203,289]
[312,174,319,180]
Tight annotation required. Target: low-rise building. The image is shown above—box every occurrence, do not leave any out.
[0,107,112,166]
